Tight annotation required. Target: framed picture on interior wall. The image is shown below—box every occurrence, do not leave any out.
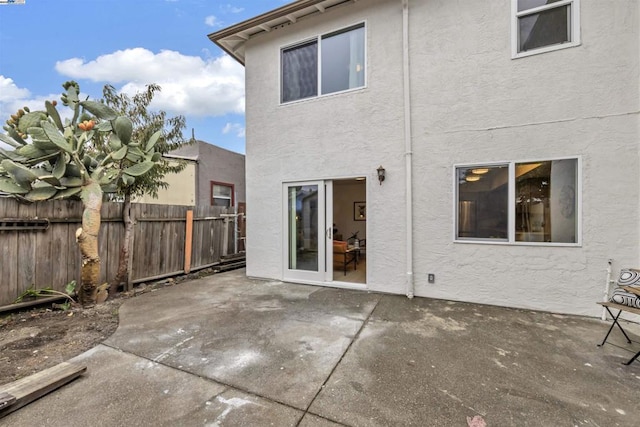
[354,201,366,221]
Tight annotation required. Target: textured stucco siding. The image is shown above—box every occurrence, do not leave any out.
[243,0,639,316]
[245,0,405,286]
[195,143,246,206]
[136,161,196,206]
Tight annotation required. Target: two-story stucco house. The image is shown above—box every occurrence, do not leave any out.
[209,0,639,317]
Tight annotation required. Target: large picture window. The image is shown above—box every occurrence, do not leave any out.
[512,0,580,57]
[281,23,365,103]
[456,158,579,244]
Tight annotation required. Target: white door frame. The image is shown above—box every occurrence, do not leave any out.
[282,180,333,283]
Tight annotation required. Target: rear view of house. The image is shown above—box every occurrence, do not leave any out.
[209,0,639,316]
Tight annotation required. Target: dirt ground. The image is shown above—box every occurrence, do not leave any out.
[0,295,124,385]
[0,270,219,386]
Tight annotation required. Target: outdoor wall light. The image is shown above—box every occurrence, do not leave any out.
[377,165,386,185]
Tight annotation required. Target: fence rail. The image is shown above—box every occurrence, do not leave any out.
[0,198,242,307]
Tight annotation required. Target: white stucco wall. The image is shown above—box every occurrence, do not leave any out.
[243,0,639,316]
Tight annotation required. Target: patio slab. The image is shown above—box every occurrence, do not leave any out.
[4,269,640,426]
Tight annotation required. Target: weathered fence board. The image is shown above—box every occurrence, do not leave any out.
[0,198,241,307]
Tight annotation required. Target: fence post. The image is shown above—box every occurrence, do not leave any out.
[126,210,136,292]
[184,210,193,273]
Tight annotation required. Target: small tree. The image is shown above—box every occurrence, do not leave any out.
[100,84,192,290]
[0,81,163,307]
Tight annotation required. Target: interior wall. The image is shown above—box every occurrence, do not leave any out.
[333,180,366,242]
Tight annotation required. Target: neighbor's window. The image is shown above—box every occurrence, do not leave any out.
[282,23,365,103]
[456,158,579,244]
[512,0,580,57]
[211,182,234,207]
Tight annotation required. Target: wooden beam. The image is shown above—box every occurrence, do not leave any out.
[0,362,86,419]
[0,296,67,315]
[0,393,16,411]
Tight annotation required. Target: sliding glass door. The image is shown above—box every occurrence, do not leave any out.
[283,181,333,282]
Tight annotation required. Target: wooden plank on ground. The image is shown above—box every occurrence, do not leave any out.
[0,362,86,419]
[0,392,16,410]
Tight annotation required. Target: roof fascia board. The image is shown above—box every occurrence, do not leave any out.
[208,0,349,65]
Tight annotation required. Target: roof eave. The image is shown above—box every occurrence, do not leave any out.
[207,0,353,65]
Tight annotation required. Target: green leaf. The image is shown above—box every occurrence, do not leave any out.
[113,116,133,145]
[45,100,64,132]
[60,176,84,187]
[80,101,117,121]
[25,186,57,201]
[16,144,47,160]
[66,163,82,178]
[52,154,67,179]
[17,112,47,133]
[145,130,162,153]
[0,132,23,149]
[101,183,118,193]
[1,159,38,187]
[108,134,122,151]
[0,146,23,161]
[123,161,155,177]
[0,177,29,194]
[53,187,82,199]
[95,121,112,132]
[112,144,128,160]
[23,151,60,167]
[65,280,76,295]
[40,120,73,153]
[7,127,27,145]
[98,170,118,185]
[37,175,61,186]
[65,83,79,104]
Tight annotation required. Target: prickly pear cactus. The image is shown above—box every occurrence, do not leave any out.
[0,81,163,307]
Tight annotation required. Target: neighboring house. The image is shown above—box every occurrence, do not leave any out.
[209,0,639,317]
[137,140,246,208]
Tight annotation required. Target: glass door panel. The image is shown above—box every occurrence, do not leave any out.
[284,181,328,282]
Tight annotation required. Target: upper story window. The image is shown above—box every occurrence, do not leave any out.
[512,0,580,58]
[211,182,234,207]
[281,23,365,103]
[455,158,580,245]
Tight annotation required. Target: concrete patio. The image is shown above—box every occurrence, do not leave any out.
[4,269,640,426]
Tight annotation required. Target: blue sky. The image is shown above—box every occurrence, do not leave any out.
[0,0,287,154]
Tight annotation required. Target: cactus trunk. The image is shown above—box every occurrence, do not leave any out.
[76,180,103,307]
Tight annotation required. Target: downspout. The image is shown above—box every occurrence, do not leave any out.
[402,0,414,299]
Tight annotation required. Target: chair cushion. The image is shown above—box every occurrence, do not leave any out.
[333,240,347,253]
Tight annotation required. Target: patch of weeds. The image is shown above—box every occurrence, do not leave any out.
[14,281,77,310]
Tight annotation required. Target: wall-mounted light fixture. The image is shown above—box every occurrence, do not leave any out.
[377,165,386,185]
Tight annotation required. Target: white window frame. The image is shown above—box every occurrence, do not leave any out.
[511,0,581,59]
[453,156,582,246]
[211,181,235,208]
[280,21,367,105]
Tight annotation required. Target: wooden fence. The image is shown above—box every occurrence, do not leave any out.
[0,198,243,307]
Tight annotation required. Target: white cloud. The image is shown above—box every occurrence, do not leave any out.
[0,76,65,127]
[222,122,245,138]
[0,76,31,103]
[205,15,219,27]
[221,4,244,14]
[54,48,245,117]
[0,76,75,149]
